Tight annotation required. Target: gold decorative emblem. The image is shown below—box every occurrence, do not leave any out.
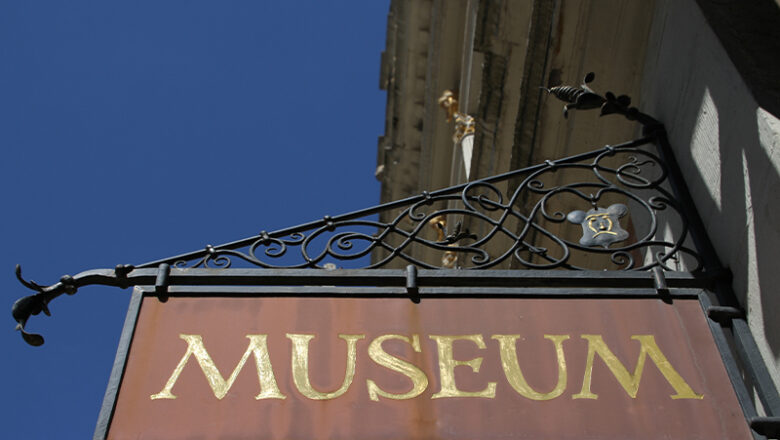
[567,204,629,248]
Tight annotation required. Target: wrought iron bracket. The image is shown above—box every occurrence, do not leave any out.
[11,72,779,440]
[9,72,734,346]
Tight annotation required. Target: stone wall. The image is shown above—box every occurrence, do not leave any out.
[641,0,780,395]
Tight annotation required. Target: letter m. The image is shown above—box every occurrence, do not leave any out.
[151,334,285,400]
[573,335,703,400]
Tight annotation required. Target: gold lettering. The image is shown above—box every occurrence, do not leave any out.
[573,334,703,400]
[366,334,428,401]
[150,334,285,400]
[286,333,365,400]
[492,334,569,400]
[429,334,497,399]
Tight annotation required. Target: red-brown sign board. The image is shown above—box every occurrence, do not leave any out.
[105,294,751,439]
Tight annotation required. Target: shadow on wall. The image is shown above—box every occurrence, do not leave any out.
[642,0,780,380]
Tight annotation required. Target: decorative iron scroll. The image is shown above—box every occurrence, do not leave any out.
[143,137,699,272]
[126,72,697,272]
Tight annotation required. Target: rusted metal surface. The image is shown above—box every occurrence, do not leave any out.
[107,296,751,439]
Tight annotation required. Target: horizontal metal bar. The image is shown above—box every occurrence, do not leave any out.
[9,266,715,347]
[66,267,711,289]
[707,305,745,324]
[160,285,702,298]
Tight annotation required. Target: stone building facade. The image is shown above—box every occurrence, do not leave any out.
[375,0,780,413]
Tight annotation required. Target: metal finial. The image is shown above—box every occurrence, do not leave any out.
[541,72,658,126]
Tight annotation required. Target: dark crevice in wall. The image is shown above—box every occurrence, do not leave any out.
[695,0,780,117]
[508,0,556,268]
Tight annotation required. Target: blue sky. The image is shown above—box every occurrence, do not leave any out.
[1,2,388,437]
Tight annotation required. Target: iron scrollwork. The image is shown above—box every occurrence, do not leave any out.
[154,72,692,271]
[151,138,700,272]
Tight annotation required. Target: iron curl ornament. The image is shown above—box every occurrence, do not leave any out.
[12,72,711,345]
[151,138,699,272]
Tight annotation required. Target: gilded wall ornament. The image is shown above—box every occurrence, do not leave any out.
[567,204,629,248]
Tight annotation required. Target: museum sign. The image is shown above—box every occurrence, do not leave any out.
[101,290,751,439]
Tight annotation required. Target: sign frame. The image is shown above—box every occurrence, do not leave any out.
[91,270,763,439]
